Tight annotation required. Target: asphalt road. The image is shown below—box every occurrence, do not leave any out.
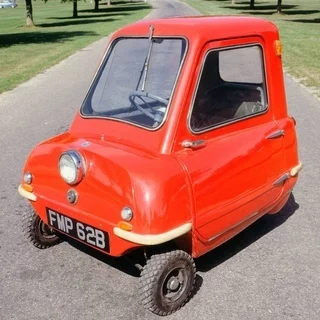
[0,1,319,319]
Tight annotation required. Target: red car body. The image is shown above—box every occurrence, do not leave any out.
[19,16,302,314]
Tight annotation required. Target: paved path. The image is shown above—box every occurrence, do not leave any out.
[0,1,319,319]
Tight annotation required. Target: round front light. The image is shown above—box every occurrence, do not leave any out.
[23,172,32,184]
[121,207,133,221]
[59,151,85,185]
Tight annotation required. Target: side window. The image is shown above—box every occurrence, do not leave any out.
[190,45,267,132]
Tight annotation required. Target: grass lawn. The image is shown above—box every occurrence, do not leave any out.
[0,0,150,93]
[183,0,320,98]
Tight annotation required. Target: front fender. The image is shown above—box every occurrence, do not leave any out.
[130,155,192,235]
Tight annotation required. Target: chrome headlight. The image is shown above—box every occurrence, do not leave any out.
[59,150,85,185]
[121,207,133,221]
[23,172,33,184]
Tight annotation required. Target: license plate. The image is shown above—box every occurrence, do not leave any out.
[46,208,109,252]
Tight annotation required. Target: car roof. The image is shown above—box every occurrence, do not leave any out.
[114,16,278,41]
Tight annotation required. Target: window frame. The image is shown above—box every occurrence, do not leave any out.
[80,36,189,132]
[188,42,269,135]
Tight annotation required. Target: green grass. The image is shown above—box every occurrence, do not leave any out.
[183,0,320,98]
[0,0,151,93]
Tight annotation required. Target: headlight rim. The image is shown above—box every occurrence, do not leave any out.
[23,172,33,184]
[59,150,86,185]
[121,206,133,221]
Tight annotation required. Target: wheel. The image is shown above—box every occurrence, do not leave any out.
[23,208,61,249]
[139,250,196,315]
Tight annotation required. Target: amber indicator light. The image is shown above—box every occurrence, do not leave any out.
[275,40,282,56]
[22,184,33,193]
[117,221,133,231]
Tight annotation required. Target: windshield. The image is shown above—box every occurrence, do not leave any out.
[81,37,186,129]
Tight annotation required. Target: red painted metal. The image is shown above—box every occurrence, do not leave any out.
[19,16,300,258]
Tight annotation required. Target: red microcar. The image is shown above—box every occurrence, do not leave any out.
[19,16,302,315]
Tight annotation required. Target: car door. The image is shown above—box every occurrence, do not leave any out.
[175,39,285,243]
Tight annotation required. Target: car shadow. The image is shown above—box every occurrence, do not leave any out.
[60,193,298,280]
[60,235,142,277]
[196,193,299,272]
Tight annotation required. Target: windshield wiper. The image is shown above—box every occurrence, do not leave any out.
[141,25,155,92]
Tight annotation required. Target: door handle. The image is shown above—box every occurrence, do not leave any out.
[182,139,206,149]
[266,129,285,139]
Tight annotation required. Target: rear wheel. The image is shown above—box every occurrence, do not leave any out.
[23,208,61,249]
[139,250,196,316]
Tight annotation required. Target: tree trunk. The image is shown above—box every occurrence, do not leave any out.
[73,0,78,18]
[25,0,34,26]
[232,0,236,5]
[250,0,255,9]
[107,0,111,6]
[94,0,99,11]
[277,0,282,13]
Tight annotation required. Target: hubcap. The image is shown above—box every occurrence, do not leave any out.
[167,277,180,291]
[39,221,56,239]
[162,268,188,302]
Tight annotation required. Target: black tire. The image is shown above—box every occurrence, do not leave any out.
[23,208,61,249]
[139,250,196,316]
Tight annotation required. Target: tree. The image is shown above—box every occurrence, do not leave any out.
[24,0,83,26]
[72,0,78,18]
[250,0,255,9]
[232,0,236,5]
[277,0,283,13]
[94,0,110,12]
[94,0,99,11]
[25,0,35,26]
[61,0,78,18]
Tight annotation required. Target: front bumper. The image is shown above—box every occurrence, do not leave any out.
[290,161,303,177]
[18,184,37,201]
[113,223,192,245]
[18,185,192,255]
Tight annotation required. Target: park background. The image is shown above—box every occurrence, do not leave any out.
[0,0,319,99]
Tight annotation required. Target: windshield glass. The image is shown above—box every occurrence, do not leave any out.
[81,37,187,129]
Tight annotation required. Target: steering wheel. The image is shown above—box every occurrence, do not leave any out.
[129,91,169,123]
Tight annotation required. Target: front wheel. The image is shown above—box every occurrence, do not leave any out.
[139,250,196,316]
[23,208,61,249]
